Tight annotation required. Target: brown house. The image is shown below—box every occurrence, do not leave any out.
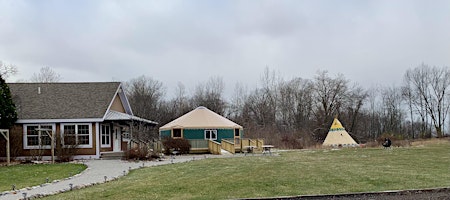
[6,82,157,160]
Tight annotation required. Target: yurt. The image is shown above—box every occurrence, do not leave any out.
[323,118,358,147]
[159,106,243,152]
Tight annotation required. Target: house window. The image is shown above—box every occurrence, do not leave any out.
[23,124,55,149]
[173,129,182,138]
[204,129,217,140]
[101,124,111,147]
[61,123,92,148]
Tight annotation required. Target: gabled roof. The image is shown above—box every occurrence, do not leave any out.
[160,106,242,130]
[8,82,124,122]
[323,118,357,146]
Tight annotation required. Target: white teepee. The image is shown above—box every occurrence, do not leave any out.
[323,118,358,147]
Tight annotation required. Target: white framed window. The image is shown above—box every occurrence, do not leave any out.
[204,129,217,140]
[101,124,111,147]
[23,124,55,149]
[172,129,182,138]
[61,123,92,148]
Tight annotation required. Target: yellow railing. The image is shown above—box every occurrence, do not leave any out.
[221,139,235,154]
[208,140,221,155]
[256,139,264,148]
[240,138,264,153]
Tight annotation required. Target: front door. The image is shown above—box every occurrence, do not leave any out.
[234,129,240,145]
[113,127,121,152]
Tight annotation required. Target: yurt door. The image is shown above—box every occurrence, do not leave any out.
[234,129,240,145]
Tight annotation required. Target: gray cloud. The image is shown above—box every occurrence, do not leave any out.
[1,0,449,97]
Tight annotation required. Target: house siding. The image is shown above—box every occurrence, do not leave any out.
[160,130,171,138]
[217,129,235,142]
[110,94,126,113]
[183,129,205,140]
[183,129,235,142]
[4,123,97,158]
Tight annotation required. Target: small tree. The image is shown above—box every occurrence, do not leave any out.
[55,132,79,162]
[0,75,17,129]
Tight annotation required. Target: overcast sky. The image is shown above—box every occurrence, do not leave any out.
[1,0,449,98]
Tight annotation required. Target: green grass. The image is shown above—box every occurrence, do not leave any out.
[46,142,450,200]
[0,163,87,192]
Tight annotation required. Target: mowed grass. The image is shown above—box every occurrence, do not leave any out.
[46,141,450,200]
[0,163,87,192]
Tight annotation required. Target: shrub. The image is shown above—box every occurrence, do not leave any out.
[162,137,191,155]
[281,134,303,149]
[126,146,150,160]
[55,133,79,162]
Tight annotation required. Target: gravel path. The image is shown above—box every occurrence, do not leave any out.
[0,155,223,200]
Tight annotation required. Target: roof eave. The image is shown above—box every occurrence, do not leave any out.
[16,118,104,124]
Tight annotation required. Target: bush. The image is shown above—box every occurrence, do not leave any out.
[126,146,150,160]
[55,133,79,162]
[281,134,303,149]
[162,137,191,155]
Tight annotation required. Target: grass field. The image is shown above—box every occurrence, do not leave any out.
[0,163,87,192]
[43,140,450,200]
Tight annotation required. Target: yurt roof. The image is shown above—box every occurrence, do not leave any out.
[159,106,243,130]
[323,118,357,146]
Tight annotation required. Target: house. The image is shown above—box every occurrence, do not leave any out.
[322,118,358,147]
[159,106,243,153]
[5,82,157,160]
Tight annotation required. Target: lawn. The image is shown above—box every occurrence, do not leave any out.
[46,141,449,200]
[0,163,87,192]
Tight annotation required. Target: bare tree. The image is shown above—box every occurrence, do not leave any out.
[335,84,368,144]
[30,66,61,82]
[404,64,450,137]
[125,75,166,141]
[277,77,314,130]
[227,82,248,123]
[191,76,226,115]
[126,75,165,119]
[311,70,350,141]
[169,82,193,118]
[379,86,405,136]
[0,61,18,79]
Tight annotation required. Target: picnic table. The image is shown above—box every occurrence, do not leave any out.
[262,145,274,155]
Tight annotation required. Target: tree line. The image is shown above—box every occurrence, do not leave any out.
[2,62,449,148]
[125,64,450,148]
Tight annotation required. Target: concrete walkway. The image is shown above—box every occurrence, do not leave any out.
[0,155,227,200]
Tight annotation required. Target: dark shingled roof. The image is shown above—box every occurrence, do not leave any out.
[8,82,121,120]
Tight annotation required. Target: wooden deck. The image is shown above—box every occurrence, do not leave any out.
[211,138,265,155]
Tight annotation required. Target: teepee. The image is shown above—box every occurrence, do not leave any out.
[323,118,358,147]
